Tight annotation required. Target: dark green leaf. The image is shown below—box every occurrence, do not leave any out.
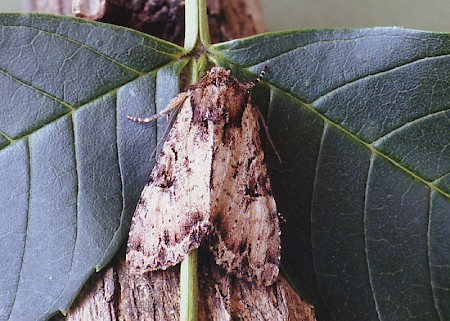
[0,13,186,321]
[1,14,449,321]
[211,28,450,321]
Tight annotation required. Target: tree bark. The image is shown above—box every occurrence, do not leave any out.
[25,0,73,15]
[52,246,316,321]
[26,0,317,319]
[25,0,267,45]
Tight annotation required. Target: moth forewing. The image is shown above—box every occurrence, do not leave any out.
[126,67,280,286]
[208,100,280,286]
[126,93,212,273]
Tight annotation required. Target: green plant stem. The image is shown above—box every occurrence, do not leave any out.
[179,2,212,320]
[184,0,199,51]
[198,0,211,46]
[180,249,199,321]
[179,44,201,321]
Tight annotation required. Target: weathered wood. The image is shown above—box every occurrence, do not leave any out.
[198,250,316,320]
[25,0,267,45]
[25,0,72,15]
[53,247,315,320]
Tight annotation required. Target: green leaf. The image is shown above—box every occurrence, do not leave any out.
[211,28,450,321]
[0,13,186,320]
[1,13,449,321]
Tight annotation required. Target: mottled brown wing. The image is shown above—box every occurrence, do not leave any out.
[209,103,281,286]
[126,95,213,273]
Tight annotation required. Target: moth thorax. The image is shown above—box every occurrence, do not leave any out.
[218,86,249,125]
[191,85,249,126]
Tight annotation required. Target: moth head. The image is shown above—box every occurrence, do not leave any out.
[190,67,252,125]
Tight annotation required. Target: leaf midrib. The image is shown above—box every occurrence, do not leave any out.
[268,84,449,200]
[213,43,449,197]
[0,59,184,147]
[0,20,185,146]
[0,24,182,71]
[6,139,32,321]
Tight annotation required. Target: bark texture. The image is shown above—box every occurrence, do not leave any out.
[25,0,73,15]
[27,0,317,319]
[25,0,267,45]
[52,246,315,320]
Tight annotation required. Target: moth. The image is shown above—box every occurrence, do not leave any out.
[126,67,280,286]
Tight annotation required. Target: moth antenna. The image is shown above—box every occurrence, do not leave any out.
[127,106,175,124]
[254,106,282,164]
[127,92,188,124]
[244,65,267,88]
[277,212,287,223]
[127,92,188,161]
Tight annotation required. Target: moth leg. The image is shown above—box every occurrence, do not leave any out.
[254,105,282,164]
[127,92,188,124]
[240,66,281,162]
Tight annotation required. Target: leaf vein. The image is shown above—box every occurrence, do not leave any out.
[1,61,183,150]
[363,153,382,321]
[6,138,32,320]
[0,24,172,75]
[0,130,12,143]
[372,109,450,145]
[0,66,74,110]
[267,85,450,200]
[427,190,441,320]
[311,53,450,107]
